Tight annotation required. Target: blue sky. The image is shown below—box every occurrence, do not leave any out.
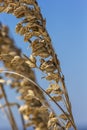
[0,0,87,129]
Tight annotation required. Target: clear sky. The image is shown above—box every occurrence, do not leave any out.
[0,0,87,129]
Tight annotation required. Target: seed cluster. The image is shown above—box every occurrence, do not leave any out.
[0,23,55,130]
[0,1,77,130]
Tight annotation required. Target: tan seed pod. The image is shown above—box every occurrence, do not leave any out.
[38,51,50,58]
[30,39,39,47]
[4,6,13,13]
[45,73,59,82]
[28,90,35,96]
[25,97,42,107]
[48,117,58,128]
[52,96,62,102]
[0,54,13,62]
[40,59,53,66]
[19,0,36,4]
[16,23,23,33]
[14,6,28,18]
[28,25,39,32]
[49,112,55,118]
[44,36,51,44]
[11,56,24,65]
[32,42,45,52]
[24,15,37,23]
[46,87,53,94]
[53,88,63,95]
[50,83,60,89]
[0,6,5,12]
[8,51,17,56]
[19,26,27,35]
[29,55,36,63]
[66,121,72,129]
[24,32,33,42]
[59,114,68,120]
[32,47,46,55]
[23,115,29,120]
[46,83,60,94]
[45,75,53,81]
[53,88,64,95]
[33,47,50,58]
[52,73,60,82]
[19,105,28,112]
[8,3,18,8]
[44,65,56,73]
[25,60,36,68]
[24,31,41,42]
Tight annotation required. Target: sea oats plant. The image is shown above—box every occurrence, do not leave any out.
[0,0,77,130]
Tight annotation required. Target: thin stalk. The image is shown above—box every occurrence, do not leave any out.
[0,103,26,130]
[0,84,18,130]
[0,103,19,109]
[0,70,76,129]
[61,78,77,130]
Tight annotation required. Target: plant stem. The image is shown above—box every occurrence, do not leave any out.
[0,70,77,130]
[0,83,18,130]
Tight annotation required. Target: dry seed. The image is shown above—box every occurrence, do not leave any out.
[29,55,36,63]
[0,6,5,12]
[59,114,68,120]
[19,26,27,35]
[19,0,36,4]
[52,96,62,102]
[16,23,23,33]
[66,121,72,129]
[25,60,36,68]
